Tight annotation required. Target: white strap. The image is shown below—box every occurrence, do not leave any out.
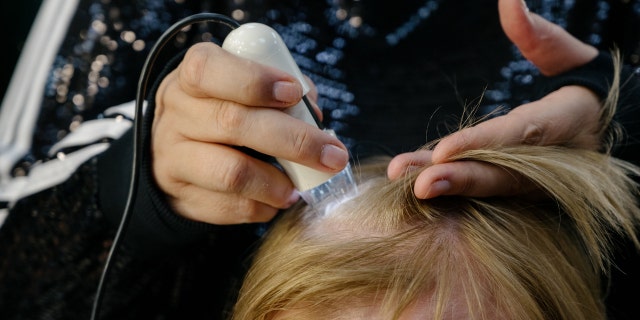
[0,143,110,209]
[48,118,132,157]
[0,0,80,182]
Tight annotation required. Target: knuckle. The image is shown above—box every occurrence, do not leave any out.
[242,65,262,91]
[453,129,473,150]
[152,148,180,187]
[174,185,194,207]
[458,174,475,195]
[290,128,313,160]
[455,162,485,196]
[522,121,544,145]
[213,101,246,136]
[219,156,253,194]
[179,43,212,92]
[238,205,262,223]
[235,201,275,224]
[509,110,547,146]
[203,193,251,225]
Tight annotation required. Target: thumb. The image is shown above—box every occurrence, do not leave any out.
[498,0,598,76]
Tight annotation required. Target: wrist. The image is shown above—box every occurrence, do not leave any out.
[543,51,616,101]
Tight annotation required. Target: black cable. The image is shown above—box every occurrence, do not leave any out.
[90,13,240,320]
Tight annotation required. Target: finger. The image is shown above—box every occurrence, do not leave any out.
[154,140,301,210]
[177,42,304,106]
[431,110,533,164]
[498,0,598,76]
[413,161,535,199]
[160,82,349,172]
[387,150,434,180]
[170,186,282,225]
[432,86,601,164]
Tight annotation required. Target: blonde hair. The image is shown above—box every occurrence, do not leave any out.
[232,51,640,320]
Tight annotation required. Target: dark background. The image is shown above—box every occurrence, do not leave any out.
[1,0,43,104]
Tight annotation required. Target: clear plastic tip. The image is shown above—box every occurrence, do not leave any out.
[299,163,358,216]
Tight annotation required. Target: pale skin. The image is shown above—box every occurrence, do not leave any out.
[152,0,600,224]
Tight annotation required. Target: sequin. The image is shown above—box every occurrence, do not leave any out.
[14,0,640,178]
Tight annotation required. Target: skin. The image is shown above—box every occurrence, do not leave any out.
[387,0,600,199]
[152,48,340,224]
[153,0,600,224]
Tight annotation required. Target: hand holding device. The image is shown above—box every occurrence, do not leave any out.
[222,23,357,214]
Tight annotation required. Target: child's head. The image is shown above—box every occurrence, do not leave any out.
[232,51,637,320]
[233,146,640,320]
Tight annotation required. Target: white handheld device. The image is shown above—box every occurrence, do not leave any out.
[222,23,357,212]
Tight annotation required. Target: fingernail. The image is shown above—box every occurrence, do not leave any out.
[423,180,451,198]
[273,81,301,103]
[320,144,349,170]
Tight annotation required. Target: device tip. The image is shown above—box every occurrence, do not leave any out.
[299,163,358,216]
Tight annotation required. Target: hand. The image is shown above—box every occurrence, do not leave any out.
[388,0,601,199]
[152,42,349,224]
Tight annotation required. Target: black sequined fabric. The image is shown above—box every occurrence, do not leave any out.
[13,0,640,174]
[1,0,639,319]
[0,158,259,319]
[0,160,110,319]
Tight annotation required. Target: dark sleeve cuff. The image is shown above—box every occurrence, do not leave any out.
[542,51,640,164]
[543,51,617,100]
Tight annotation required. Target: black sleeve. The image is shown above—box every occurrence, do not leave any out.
[96,51,221,258]
[542,51,640,164]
